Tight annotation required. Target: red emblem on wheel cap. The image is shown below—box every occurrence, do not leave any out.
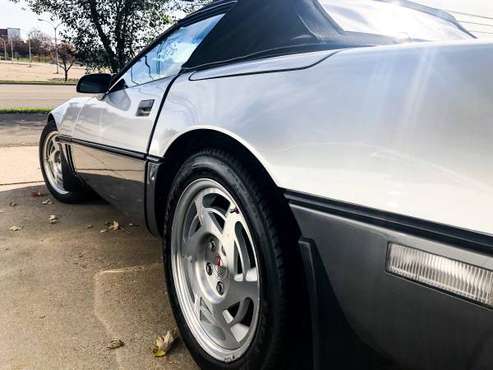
[215,255,223,267]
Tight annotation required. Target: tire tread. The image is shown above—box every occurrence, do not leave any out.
[163,148,292,370]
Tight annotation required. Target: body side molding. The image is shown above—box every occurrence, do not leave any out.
[285,190,493,254]
[57,135,146,160]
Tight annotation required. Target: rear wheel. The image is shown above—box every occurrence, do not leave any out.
[39,120,91,203]
[163,149,291,369]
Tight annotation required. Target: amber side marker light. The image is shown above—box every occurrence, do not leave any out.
[387,243,493,307]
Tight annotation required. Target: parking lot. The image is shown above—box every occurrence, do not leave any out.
[0,114,197,369]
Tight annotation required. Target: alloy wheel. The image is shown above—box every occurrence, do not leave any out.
[42,131,68,195]
[171,178,260,362]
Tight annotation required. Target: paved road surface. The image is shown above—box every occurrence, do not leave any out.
[0,114,197,369]
[0,84,83,109]
[0,185,198,370]
[0,113,47,147]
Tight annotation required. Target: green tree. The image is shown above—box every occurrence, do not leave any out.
[14,0,211,73]
[56,42,77,81]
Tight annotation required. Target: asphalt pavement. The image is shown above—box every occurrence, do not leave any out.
[0,113,47,147]
[0,113,197,369]
[0,84,83,109]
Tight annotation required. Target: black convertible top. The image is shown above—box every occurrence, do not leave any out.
[184,0,365,69]
[183,0,471,70]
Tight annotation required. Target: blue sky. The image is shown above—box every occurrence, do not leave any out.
[1,0,492,39]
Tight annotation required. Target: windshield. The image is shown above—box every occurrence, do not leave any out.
[319,0,472,42]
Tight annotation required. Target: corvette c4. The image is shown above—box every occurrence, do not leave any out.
[39,1,493,369]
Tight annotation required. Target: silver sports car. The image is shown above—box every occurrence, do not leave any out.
[39,0,493,369]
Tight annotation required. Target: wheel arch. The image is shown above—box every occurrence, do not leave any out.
[149,128,315,367]
[47,113,56,124]
[150,128,291,238]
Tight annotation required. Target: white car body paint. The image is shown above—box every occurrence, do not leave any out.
[148,40,493,236]
[51,40,493,236]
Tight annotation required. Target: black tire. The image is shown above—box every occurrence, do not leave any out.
[39,119,92,203]
[163,149,294,370]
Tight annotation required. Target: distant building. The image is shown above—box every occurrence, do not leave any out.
[0,28,21,40]
[7,28,20,40]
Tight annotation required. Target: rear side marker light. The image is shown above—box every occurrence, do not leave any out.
[387,243,493,307]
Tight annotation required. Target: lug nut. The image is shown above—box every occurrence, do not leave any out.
[216,281,224,295]
[206,263,213,276]
[209,240,216,252]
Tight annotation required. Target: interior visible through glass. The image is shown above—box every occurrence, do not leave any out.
[126,13,224,87]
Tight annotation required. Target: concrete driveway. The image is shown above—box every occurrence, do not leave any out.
[0,114,197,369]
[0,114,402,370]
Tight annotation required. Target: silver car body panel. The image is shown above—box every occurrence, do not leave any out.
[52,77,173,223]
[71,77,171,152]
[49,33,493,370]
[51,40,493,236]
[52,97,92,136]
[189,50,337,80]
[147,40,493,236]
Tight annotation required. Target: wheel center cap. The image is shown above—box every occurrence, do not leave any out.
[213,255,227,280]
[214,255,223,268]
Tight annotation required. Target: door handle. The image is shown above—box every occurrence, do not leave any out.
[136,99,155,117]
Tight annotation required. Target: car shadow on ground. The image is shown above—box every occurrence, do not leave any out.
[0,184,197,370]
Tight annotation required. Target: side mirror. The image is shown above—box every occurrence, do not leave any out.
[76,73,113,94]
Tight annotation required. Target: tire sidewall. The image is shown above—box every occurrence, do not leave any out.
[39,120,89,203]
[163,152,285,370]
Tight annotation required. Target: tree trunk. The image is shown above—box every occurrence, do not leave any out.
[87,0,119,72]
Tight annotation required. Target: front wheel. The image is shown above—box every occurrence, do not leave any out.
[163,149,291,369]
[39,120,91,203]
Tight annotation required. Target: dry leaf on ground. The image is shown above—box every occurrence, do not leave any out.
[152,330,178,357]
[9,201,17,207]
[42,199,53,205]
[100,220,121,233]
[86,224,94,229]
[31,191,47,198]
[9,225,22,232]
[108,221,121,231]
[107,338,124,350]
[49,215,59,224]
